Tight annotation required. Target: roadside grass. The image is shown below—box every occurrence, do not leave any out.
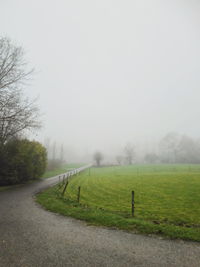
[41,163,84,178]
[36,165,200,241]
[0,163,84,191]
[0,179,39,192]
[0,185,17,192]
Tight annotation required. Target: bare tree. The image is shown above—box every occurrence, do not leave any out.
[60,143,64,163]
[52,141,57,161]
[176,135,200,164]
[144,153,158,164]
[93,151,103,167]
[124,143,135,165]
[0,37,40,144]
[116,155,123,165]
[44,137,51,157]
[159,132,180,163]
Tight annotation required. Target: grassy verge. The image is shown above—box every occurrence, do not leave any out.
[0,163,84,191]
[36,165,200,242]
[41,163,84,179]
[0,185,17,192]
[0,179,39,192]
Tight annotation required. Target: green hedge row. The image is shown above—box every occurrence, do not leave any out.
[0,139,47,186]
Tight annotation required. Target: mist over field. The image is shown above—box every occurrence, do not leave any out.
[1,0,200,162]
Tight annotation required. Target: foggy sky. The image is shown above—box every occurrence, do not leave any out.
[1,0,200,158]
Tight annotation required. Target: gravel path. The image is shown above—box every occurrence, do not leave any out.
[0,175,200,267]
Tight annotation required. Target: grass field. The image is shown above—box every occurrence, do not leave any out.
[37,164,200,241]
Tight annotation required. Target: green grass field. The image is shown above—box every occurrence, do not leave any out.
[37,164,200,241]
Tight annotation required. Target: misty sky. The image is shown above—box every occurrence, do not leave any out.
[1,0,200,157]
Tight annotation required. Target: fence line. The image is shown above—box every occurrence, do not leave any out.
[58,164,92,184]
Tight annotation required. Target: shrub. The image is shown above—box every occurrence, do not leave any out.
[0,139,47,185]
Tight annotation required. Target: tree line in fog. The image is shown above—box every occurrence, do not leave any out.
[116,133,200,165]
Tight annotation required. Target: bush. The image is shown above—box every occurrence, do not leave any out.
[0,139,47,186]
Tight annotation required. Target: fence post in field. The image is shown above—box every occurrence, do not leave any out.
[58,176,62,188]
[62,175,65,184]
[62,181,69,196]
[131,191,135,217]
[77,186,81,203]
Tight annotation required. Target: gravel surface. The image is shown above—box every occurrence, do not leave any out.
[0,175,200,267]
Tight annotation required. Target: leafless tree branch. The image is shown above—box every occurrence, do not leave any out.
[0,37,40,145]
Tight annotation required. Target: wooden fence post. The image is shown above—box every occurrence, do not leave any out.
[131,191,135,217]
[62,181,69,196]
[58,176,63,188]
[77,186,81,203]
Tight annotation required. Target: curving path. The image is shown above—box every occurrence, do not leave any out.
[0,172,200,267]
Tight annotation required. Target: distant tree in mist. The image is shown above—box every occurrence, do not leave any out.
[43,138,66,171]
[159,132,180,163]
[159,132,200,164]
[93,151,103,167]
[176,135,200,163]
[44,137,51,157]
[60,144,64,163]
[124,143,135,165]
[116,155,123,165]
[144,153,158,164]
[52,141,56,160]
